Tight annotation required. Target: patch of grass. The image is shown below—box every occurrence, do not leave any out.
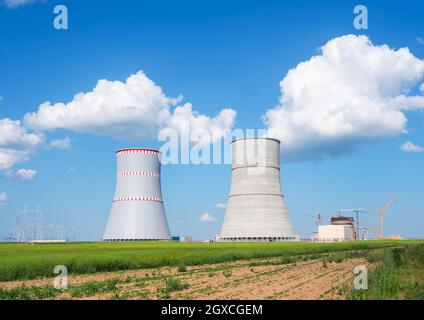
[402,283,424,300]
[160,277,189,294]
[137,289,150,300]
[0,284,60,300]
[248,256,296,267]
[391,248,404,267]
[0,240,421,281]
[322,259,328,268]
[307,254,322,260]
[110,291,129,300]
[177,263,187,273]
[328,253,345,263]
[281,257,296,264]
[69,279,119,298]
[223,269,232,278]
[349,245,424,300]
[248,260,271,267]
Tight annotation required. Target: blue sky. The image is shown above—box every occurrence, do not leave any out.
[0,0,423,241]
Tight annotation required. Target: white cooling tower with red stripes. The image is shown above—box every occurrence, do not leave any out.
[103,148,171,241]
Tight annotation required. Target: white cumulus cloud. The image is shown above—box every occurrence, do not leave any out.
[263,35,424,161]
[215,202,227,209]
[199,212,217,223]
[0,118,43,171]
[166,104,236,144]
[24,71,236,143]
[14,168,37,181]
[49,137,71,150]
[3,0,46,8]
[24,71,176,139]
[400,141,424,153]
[0,192,7,205]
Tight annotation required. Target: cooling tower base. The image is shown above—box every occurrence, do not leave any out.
[103,239,171,242]
[219,236,298,242]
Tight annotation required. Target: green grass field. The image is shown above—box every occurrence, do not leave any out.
[0,240,422,282]
[348,244,424,299]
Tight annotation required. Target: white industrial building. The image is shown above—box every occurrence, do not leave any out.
[219,138,298,242]
[103,148,171,241]
[318,225,354,242]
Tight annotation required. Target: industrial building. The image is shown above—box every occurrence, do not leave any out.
[219,138,298,242]
[317,215,355,242]
[103,148,171,241]
[331,215,354,227]
[318,225,354,242]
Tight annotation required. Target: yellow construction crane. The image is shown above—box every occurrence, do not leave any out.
[379,196,396,240]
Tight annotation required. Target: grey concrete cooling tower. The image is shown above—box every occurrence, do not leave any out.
[219,138,297,242]
[103,148,171,241]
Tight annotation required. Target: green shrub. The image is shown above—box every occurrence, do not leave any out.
[177,263,187,273]
[161,277,189,293]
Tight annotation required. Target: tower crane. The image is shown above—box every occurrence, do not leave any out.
[379,196,396,240]
[305,214,325,226]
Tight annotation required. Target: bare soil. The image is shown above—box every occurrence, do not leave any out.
[0,255,368,300]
